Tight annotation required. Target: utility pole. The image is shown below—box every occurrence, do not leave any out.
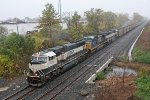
[15,20,19,35]
[14,18,19,34]
[16,23,19,35]
[58,0,62,21]
[58,0,60,17]
[60,0,61,20]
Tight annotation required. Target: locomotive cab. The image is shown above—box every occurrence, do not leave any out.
[83,36,96,50]
[27,51,57,86]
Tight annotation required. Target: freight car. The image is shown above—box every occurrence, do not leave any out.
[26,22,143,86]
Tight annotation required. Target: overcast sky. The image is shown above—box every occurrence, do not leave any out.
[0,0,149,20]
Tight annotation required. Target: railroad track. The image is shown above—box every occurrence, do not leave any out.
[39,25,145,100]
[52,25,145,100]
[3,41,113,100]
[36,45,114,100]
[22,31,127,100]
[3,24,145,100]
[4,86,36,100]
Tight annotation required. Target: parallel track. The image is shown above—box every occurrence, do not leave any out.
[37,24,145,100]
[3,23,145,100]
[37,45,114,100]
[4,44,109,100]
[4,86,36,100]
[3,43,111,100]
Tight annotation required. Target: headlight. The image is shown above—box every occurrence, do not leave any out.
[26,72,29,76]
[35,73,38,76]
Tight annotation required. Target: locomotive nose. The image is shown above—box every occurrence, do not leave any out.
[85,42,92,50]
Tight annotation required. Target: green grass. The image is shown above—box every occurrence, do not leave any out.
[133,48,150,64]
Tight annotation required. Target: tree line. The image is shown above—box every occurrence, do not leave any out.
[0,3,144,77]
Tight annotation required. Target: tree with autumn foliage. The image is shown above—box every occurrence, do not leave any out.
[0,33,35,77]
[38,3,61,37]
[69,12,84,41]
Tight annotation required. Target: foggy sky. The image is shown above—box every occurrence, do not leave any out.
[0,0,149,20]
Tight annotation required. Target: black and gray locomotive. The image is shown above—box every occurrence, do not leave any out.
[26,22,141,86]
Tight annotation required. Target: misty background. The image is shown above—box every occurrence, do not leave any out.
[0,0,149,20]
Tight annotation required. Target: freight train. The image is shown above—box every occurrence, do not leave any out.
[26,22,142,86]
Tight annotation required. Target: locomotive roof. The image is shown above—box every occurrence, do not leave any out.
[64,42,76,47]
[44,51,56,57]
[50,46,64,50]
[84,36,95,39]
[50,46,65,55]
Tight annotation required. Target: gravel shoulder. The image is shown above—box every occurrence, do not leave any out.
[0,76,28,98]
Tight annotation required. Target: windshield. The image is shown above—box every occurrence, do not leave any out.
[31,56,47,64]
[84,38,93,43]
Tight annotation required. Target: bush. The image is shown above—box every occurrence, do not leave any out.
[0,33,35,77]
[136,77,150,100]
[136,67,150,100]
[0,55,14,77]
[96,72,106,80]
[139,68,149,77]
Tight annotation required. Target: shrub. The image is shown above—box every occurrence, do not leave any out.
[0,33,35,77]
[136,67,150,100]
[138,68,149,77]
[136,77,150,100]
[96,72,106,80]
[0,55,14,77]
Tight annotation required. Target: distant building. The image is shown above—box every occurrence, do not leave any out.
[24,17,32,23]
[8,21,17,24]
[4,18,25,24]
[24,17,39,23]
[79,17,88,26]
